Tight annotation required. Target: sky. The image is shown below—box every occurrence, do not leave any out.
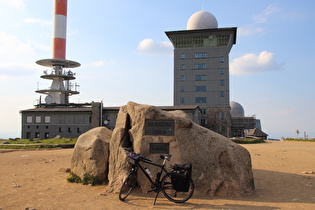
[0,0,314,139]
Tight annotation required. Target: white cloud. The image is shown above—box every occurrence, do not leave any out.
[253,5,281,23]
[230,51,284,75]
[23,18,52,26]
[0,0,26,9]
[239,4,281,36]
[0,31,35,56]
[137,38,172,55]
[238,25,264,36]
[0,63,40,78]
[279,108,295,115]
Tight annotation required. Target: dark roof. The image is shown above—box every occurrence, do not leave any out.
[21,105,200,113]
[165,27,237,45]
[247,128,268,137]
[102,105,200,111]
[20,107,92,113]
[158,105,201,111]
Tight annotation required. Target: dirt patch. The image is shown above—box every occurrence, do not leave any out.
[1,141,315,209]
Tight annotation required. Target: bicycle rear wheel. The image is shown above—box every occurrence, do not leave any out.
[161,173,194,203]
[119,171,137,201]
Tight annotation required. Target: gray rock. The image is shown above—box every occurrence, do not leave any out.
[70,127,112,181]
[107,102,255,197]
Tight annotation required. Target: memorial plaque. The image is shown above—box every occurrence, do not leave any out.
[145,120,174,136]
[150,143,169,154]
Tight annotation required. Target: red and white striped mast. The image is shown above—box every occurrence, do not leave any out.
[53,0,67,60]
[36,0,80,105]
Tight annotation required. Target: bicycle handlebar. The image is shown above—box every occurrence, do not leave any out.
[123,147,152,162]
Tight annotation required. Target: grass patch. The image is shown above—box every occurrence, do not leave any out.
[0,138,77,149]
[67,173,82,183]
[67,173,102,186]
[231,138,266,144]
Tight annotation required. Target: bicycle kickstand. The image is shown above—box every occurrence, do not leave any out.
[153,191,160,205]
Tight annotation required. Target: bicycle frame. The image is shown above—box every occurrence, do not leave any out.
[135,158,168,187]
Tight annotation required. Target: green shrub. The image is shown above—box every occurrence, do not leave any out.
[82,176,102,186]
[231,138,265,144]
[67,173,102,186]
[67,173,81,183]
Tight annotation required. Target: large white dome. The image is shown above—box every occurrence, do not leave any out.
[230,101,245,117]
[187,11,218,30]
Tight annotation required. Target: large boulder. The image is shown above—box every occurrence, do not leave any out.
[108,102,255,196]
[70,127,112,181]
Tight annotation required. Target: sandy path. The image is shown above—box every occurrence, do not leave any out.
[0,141,315,209]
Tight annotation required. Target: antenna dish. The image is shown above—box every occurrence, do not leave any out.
[45,95,53,104]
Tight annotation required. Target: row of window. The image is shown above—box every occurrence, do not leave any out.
[26,127,82,139]
[180,75,226,84]
[180,82,225,92]
[180,53,225,62]
[27,116,50,123]
[179,93,225,104]
[172,34,231,48]
[180,64,225,73]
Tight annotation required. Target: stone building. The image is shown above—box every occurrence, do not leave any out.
[165,11,237,137]
[20,103,201,139]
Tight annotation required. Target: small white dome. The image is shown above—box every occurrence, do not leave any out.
[230,101,245,117]
[187,11,218,30]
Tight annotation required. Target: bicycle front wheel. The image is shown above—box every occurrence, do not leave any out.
[161,173,194,203]
[119,170,137,201]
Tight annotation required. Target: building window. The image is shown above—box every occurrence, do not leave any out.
[26,132,31,139]
[46,126,49,129]
[201,119,208,125]
[180,53,186,59]
[195,75,207,81]
[44,116,51,123]
[180,64,186,70]
[220,80,225,86]
[35,132,40,138]
[77,128,81,133]
[220,56,225,63]
[201,109,207,114]
[195,52,207,59]
[180,75,185,81]
[220,113,226,120]
[195,63,207,69]
[44,132,49,139]
[220,91,225,97]
[35,116,41,123]
[180,97,185,104]
[26,116,32,123]
[220,69,225,75]
[195,97,207,103]
[180,86,185,92]
[68,127,72,133]
[195,86,206,92]
[59,127,62,133]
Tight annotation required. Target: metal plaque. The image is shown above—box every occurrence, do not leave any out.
[145,120,174,136]
[149,143,170,154]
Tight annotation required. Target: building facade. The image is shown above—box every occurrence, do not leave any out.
[20,103,201,139]
[166,11,237,137]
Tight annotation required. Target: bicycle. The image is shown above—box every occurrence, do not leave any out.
[119,148,194,205]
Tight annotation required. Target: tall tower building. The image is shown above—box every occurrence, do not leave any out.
[36,0,80,105]
[166,11,237,137]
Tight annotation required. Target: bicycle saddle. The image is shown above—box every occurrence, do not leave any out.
[160,154,172,160]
